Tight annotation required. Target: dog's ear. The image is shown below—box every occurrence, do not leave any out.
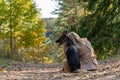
[63,30,68,35]
[65,30,68,34]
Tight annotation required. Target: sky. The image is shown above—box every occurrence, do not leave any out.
[35,0,58,18]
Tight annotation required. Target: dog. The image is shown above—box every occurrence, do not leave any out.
[56,31,81,72]
[66,32,98,71]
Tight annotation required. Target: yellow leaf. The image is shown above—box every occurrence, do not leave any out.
[0,68,7,72]
[43,57,49,60]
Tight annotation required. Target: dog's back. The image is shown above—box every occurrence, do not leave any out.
[65,38,80,72]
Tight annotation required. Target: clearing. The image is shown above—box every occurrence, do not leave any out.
[0,58,120,80]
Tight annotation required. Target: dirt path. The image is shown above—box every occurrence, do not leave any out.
[0,58,120,80]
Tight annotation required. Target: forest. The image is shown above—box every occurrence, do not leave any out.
[0,0,120,79]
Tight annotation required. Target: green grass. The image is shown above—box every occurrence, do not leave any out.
[0,58,15,68]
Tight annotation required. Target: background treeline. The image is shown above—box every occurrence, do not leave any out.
[53,0,120,59]
[0,0,120,63]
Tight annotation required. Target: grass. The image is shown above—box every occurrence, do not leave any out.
[0,58,15,68]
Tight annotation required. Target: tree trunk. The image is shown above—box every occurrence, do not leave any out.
[9,0,14,54]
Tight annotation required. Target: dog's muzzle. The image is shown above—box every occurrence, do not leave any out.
[55,40,63,46]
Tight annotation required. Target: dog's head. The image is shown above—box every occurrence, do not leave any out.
[56,30,68,46]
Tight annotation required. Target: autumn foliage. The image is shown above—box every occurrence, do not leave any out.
[0,0,54,63]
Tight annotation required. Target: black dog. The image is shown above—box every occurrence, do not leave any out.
[56,31,81,72]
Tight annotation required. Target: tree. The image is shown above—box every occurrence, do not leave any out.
[0,0,47,61]
[78,0,120,59]
[54,0,82,32]
[54,0,120,59]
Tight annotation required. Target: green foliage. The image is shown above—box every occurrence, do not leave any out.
[43,18,64,62]
[54,0,81,31]
[0,58,14,68]
[78,0,120,59]
[54,0,120,60]
[0,0,52,63]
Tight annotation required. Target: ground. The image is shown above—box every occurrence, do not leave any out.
[0,58,120,80]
